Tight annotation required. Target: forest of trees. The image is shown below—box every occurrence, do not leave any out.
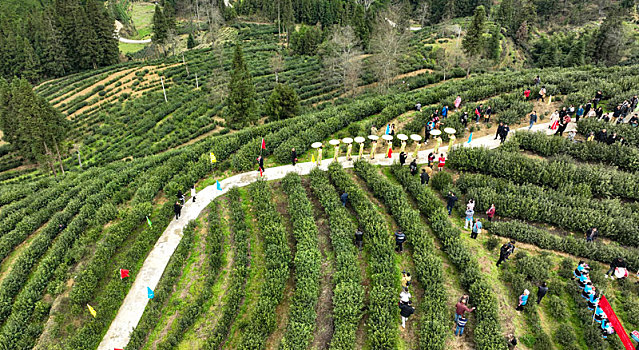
[0,0,119,83]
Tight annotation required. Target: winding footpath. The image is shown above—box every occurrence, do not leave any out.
[98,120,563,350]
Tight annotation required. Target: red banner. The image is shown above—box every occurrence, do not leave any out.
[599,295,635,350]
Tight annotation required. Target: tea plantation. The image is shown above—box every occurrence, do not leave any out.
[1,10,639,350]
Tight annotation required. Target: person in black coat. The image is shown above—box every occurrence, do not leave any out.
[409,160,418,175]
[291,148,297,166]
[399,152,407,166]
[446,192,458,215]
[537,282,548,304]
[607,133,618,145]
[420,169,430,185]
[355,228,364,250]
[499,124,510,143]
[399,302,415,328]
[596,129,608,142]
[495,122,505,140]
[257,155,265,172]
[173,201,182,220]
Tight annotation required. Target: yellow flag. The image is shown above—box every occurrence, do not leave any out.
[87,304,97,318]
[548,95,552,105]
[210,152,217,163]
[311,154,315,163]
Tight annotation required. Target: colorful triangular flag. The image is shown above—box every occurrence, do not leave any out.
[147,287,154,299]
[146,216,152,228]
[216,180,222,191]
[261,138,266,150]
[87,304,97,318]
[467,132,473,143]
[209,152,217,163]
[311,154,315,163]
[120,269,129,279]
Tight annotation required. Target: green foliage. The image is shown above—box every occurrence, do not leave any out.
[391,164,507,350]
[430,171,452,192]
[153,5,168,44]
[186,33,197,49]
[577,118,639,149]
[308,168,363,349]
[279,173,321,350]
[265,83,300,122]
[290,25,322,56]
[0,77,68,165]
[546,295,568,320]
[593,8,627,66]
[226,44,258,129]
[454,172,639,245]
[485,236,500,251]
[448,146,639,201]
[238,180,291,349]
[202,188,251,349]
[513,253,551,283]
[487,220,639,270]
[354,161,448,350]
[327,162,398,349]
[486,24,502,61]
[462,6,487,59]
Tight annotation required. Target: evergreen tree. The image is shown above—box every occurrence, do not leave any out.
[462,5,486,75]
[496,0,515,33]
[565,37,585,67]
[532,35,558,67]
[153,5,168,44]
[225,44,257,128]
[187,33,197,49]
[88,0,118,67]
[0,78,68,175]
[486,24,502,61]
[593,10,627,66]
[264,83,300,122]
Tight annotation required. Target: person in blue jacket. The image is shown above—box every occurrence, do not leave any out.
[516,289,529,311]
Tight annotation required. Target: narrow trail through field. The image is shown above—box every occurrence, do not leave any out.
[98,120,562,350]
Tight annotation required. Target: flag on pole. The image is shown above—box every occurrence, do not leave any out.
[146,216,152,228]
[311,154,315,163]
[209,152,217,163]
[147,287,154,299]
[261,138,266,150]
[387,148,392,158]
[548,95,553,105]
[87,304,97,318]
[120,269,129,279]
[216,180,222,191]
[259,168,263,177]
[467,132,473,143]
[599,295,634,349]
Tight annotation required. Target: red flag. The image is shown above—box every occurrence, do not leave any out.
[599,295,635,349]
[115,348,123,350]
[120,269,129,279]
[259,168,263,177]
[387,148,393,158]
[261,138,266,150]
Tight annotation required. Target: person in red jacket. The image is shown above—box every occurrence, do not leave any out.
[524,88,531,100]
[486,204,496,222]
[438,154,446,171]
[455,296,475,322]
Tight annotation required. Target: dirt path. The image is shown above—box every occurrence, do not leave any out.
[302,178,336,349]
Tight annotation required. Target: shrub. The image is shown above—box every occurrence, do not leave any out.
[485,236,500,251]
[554,324,577,347]
[430,171,452,192]
[547,295,568,320]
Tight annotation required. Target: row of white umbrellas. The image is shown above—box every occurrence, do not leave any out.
[311,128,457,149]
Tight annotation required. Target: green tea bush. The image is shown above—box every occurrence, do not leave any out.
[430,171,452,192]
[308,169,363,350]
[354,161,448,350]
[279,173,321,350]
[546,296,568,320]
[391,165,507,350]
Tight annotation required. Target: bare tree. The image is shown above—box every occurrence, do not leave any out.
[271,52,284,83]
[369,7,409,91]
[416,2,431,27]
[321,26,363,96]
[356,0,375,11]
[208,44,228,105]
[200,1,223,43]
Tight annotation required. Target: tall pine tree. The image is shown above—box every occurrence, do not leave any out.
[0,78,68,175]
[594,10,627,66]
[153,5,168,45]
[225,44,257,128]
[462,5,486,76]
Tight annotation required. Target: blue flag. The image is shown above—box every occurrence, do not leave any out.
[216,180,222,190]
[147,287,154,299]
[467,132,473,143]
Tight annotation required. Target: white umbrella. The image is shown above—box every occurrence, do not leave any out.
[444,127,457,135]
[354,137,366,143]
[410,134,422,141]
[311,142,323,149]
[430,129,442,136]
[329,139,341,146]
[342,137,354,144]
[368,135,379,141]
[397,134,408,141]
[381,134,394,141]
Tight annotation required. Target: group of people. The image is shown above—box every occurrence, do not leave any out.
[572,261,617,339]
[173,186,198,220]
[453,294,518,348]
[587,128,628,146]
[399,270,416,328]
[515,282,548,312]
